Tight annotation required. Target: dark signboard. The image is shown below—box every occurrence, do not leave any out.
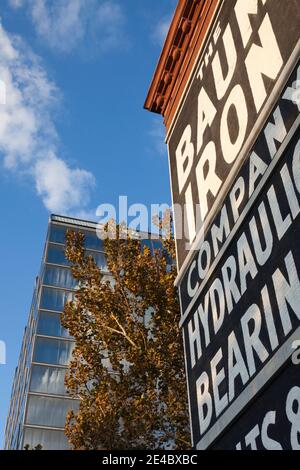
[167,0,300,272]
[179,63,300,317]
[211,362,300,450]
[182,124,300,449]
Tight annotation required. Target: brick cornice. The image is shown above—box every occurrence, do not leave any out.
[144,0,220,131]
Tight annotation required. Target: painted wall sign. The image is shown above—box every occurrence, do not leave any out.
[167,0,300,272]
[183,125,300,449]
[179,63,300,319]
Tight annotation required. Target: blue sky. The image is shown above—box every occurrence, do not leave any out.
[0,0,177,447]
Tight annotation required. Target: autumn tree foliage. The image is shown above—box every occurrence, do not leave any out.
[62,223,190,450]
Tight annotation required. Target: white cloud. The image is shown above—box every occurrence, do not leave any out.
[8,0,24,8]
[0,21,95,215]
[95,1,126,53]
[152,15,172,46]
[35,152,95,213]
[0,79,6,105]
[149,118,167,157]
[30,0,85,53]
[8,0,126,55]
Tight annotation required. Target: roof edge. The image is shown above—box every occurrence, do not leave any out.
[144,0,207,115]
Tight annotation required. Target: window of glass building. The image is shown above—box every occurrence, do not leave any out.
[83,231,104,251]
[141,239,172,266]
[47,243,106,270]
[40,287,73,312]
[33,337,74,366]
[49,224,104,251]
[46,245,71,266]
[49,225,67,245]
[30,365,67,396]
[43,266,76,289]
[23,427,69,450]
[86,251,107,271]
[37,311,70,338]
[26,395,78,428]
[141,239,162,254]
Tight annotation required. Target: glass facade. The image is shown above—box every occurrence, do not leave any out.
[44,266,76,289]
[47,244,72,266]
[33,337,75,366]
[4,215,109,450]
[26,396,79,428]
[40,288,74,312]
[30,365,68,395]
[37,311,71,338]
[5,214,160,450]
[23,427,69,451]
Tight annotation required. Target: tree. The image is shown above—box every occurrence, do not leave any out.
[62,222,190,450]
[24,444,43,450]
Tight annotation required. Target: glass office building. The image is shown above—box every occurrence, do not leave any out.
[5,214,162,450]
[4,215,110,450]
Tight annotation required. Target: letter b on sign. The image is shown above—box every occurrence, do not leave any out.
[196,371,212,435]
